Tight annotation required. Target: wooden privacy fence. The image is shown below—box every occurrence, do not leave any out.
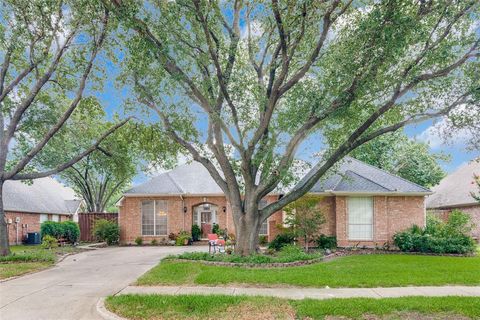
[78,212,118,242]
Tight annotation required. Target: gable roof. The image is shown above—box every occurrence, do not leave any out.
[4,177,82,215]
[426,159,480,209]
[126,157,430,196]
[310,157,431,194]
[125,161,223,195]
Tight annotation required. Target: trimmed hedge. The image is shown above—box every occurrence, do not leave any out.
[393,210,476,254]
[40,221,80,244]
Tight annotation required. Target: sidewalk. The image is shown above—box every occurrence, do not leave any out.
[118,285,480,300]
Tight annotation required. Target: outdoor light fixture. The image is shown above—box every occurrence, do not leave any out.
[183,207,187,213]
[203,203,210,210]
[222,206,226,213]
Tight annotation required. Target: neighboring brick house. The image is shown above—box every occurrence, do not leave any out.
[427,159,480,241]
[118,157,431,247]
[4,177,82,245]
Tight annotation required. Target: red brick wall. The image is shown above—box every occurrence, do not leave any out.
[336,196,425,247]
[4,212,72,244]
[118,195,284,244]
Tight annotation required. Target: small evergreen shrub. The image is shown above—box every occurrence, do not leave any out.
[212,223,220,235]
[41,235,58,249]
[258,235,268,246]
[191,224,201,241]
[175,231,191,246]
[316,235,337,250]
[41,221,64,239]
[93,219,120,245]
[135,237,143,245]
[393,210,476,254]
[268,232,295,251]
[151,239,158,246]
[62,221,80,244]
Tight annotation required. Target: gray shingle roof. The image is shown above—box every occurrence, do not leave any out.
[126,161,223,195]
[4,177,81,215]
[426,159,480,209]
[310,157,431,194]
[126,157,430,196]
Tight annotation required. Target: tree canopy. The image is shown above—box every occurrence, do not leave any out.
[351,132,449,188]
[109,0,479,254]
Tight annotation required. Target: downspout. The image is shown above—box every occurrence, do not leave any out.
[180,195,185,231]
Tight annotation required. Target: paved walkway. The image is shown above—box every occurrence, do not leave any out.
[0,246,204,320]
[119,285,480,300]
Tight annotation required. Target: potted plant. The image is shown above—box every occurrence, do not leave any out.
[191,224,201,241]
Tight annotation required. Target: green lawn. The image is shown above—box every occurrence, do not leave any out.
[105,295,480,319]
[137,254,480,287]
[0,245,82,279]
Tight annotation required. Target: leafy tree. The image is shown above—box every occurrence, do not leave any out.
[284,196,325,251]
[0,1,129,255]
[110,0,479,255]
[351,132,449,188]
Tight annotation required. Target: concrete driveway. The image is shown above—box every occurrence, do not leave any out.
[0,246,204,320]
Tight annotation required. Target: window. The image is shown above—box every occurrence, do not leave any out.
[39,214,48,223]
[259,199,268,235]
[51,214,60,222]
[142,200,168,236]
[347,197,373,240]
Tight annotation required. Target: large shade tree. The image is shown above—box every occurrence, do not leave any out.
[111,0,479,255]
[351,132,449,188]
[0,1,129,255]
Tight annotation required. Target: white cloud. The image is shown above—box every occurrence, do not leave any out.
[417,118,473,148]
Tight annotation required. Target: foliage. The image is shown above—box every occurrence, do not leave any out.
[110,0,480,255]
[40,221,65,239]
[0,250,55,263]
[168,233,177,241]
[135,237,143,246]
[139,254,480,288]
[393,211,476,254]
[175,231,191,246]
[151,239,158,246]
[191,224,201,241]
[62,221,80,244]
[258,235,268,246]
[284,196,325,251]
[40,221,79,244]
[351,132,449,187]
[268,231,296,251]
[105,295,480,320]
[316,235,337,250]
[212,223,220,235]
[41,235,58,249]
[93,219,120,245]
[169,245,321,264]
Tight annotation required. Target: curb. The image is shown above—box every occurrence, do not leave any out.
[96,297,128,320]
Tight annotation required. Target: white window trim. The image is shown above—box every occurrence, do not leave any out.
[142,200,168,236]
[347,197,374,241]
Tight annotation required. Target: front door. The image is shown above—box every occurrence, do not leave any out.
[200,211,212,238]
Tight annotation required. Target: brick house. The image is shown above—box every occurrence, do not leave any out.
[427,159,480,241]
[4,177,82,245]
[118,157,431,247]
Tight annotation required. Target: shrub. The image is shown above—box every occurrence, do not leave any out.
[151,239,158,246]
[41,221,64,239]
[191,224,201,241]
[168,233,177,241]
[316,234,337,250]
[212,223,220,235]
[258,235,268,246]
[93,219,119,245]
[0,250,55,263]
[135,237,143,245]
[176,231,191,246]
[62,221,80,244]
[393,211,476,254]
[41,235,58,249]
[268,232,295,251]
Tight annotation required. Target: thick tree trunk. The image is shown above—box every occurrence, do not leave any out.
[0,181,10,256]
[234,208,262,256]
